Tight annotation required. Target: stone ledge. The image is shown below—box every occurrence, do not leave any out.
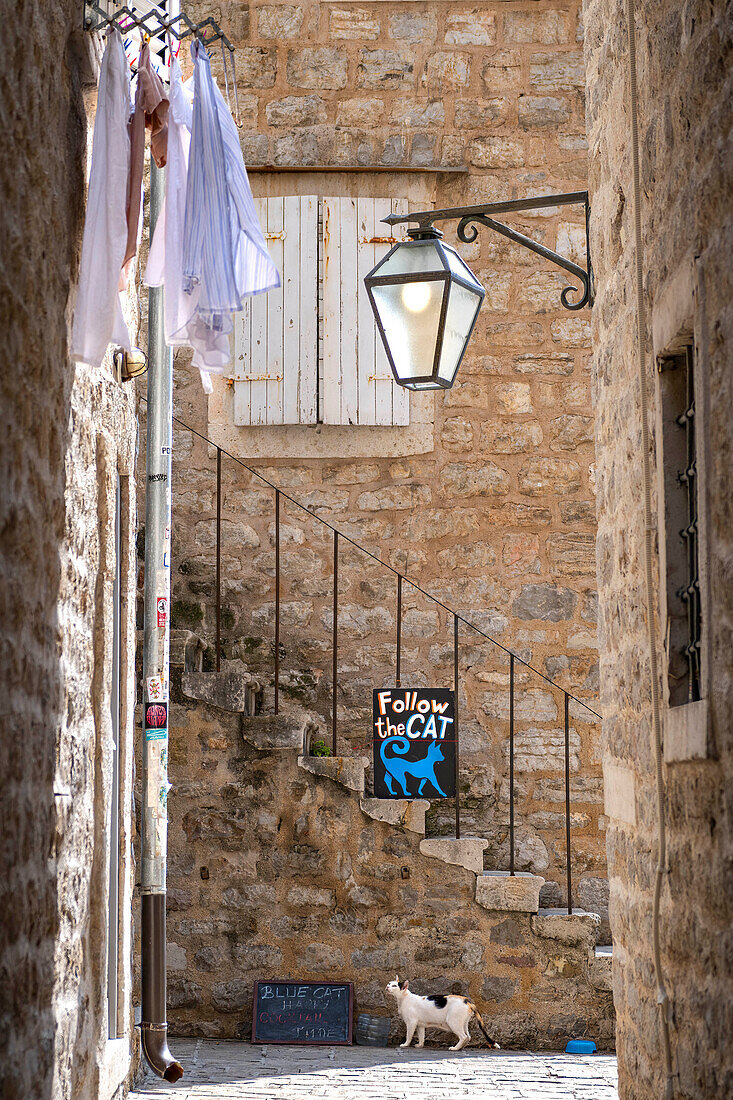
[242,710,316,751]
[419,836,488,874]
[360,798,430,834]
[531,908,601,949]
[589,945,613,990]
[297,755,370,794]
[182,668,260,712]
[475,871,544,913]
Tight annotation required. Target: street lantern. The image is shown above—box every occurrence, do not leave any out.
[364,229,485,391]
[364,192,593,391]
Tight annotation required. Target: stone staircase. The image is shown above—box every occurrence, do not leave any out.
[174,645,613,1047]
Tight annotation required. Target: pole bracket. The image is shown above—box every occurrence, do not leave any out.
[383,191,594,311]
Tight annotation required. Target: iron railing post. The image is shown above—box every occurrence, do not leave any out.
[396,574,402,687]
[215,447,221,672]
[332,530,338,756]
[509,653,515,876]
[454,613,460,840]
[274,489,280,714]
[565,691,573,914]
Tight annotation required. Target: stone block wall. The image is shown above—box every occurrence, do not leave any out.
[1,11,139,1100]
[162,690,614,1049]
[583,0,733,1095]
[150,0,607,918]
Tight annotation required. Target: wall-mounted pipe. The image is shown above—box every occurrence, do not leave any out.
[140,158,182,1084]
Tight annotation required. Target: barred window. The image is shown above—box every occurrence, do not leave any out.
[658,344,702,707]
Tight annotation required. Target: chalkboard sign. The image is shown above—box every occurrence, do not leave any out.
[373,688,456,799]
[252,981,354,1045]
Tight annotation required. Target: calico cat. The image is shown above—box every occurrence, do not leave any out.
[380,736,447,798]
[386,976,501,1051]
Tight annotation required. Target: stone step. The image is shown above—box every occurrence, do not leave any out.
[297,755,370,794]
[241,709,317,751]
[419,836,488,874]
[475,870,544,913]
[360,798,430,835]
[531,908,601,951]
[589,945,613,990]
[182,666,261,713]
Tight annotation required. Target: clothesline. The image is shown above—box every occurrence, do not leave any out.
[72,26,280,391]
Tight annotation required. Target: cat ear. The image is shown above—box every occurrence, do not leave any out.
[401,980,409,991]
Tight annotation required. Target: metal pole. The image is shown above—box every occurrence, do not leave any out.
[564,692,573,915]
[274,490,280,714]
[396,574,402,688]
[454,614,460,840]
[215,448,221,672]
[140,159,182,1083]
[332,530,338,756]
[509,654,515,876]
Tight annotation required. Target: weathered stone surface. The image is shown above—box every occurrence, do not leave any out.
[236,46,278,87]
[425,51,471,89]
[476,872,544,913]
[257,5,304,39]
[512,584,578,621]
[297,755,370,793]
[532,909,601,951]
[550,414,595,451]
[287,48,348,89]
[419,836,488,874]
[390,98,445,127]
[454,98,508,129]
[330,8,381,40]
[357,48,414,88]
[241,710,318,752]
[589,946,613,991]
[356,484,431,511]
[360,798,429,834]
[529,50,585,91]
[518,457,582,496]
[440,416,474,451]
[182,669,258,712]
[389,11,437,43]
[265,95,326,127]
[469,136,524,169]
[439,461,510,497]
[481,50,522,90]
[505,11,572,45]
[445,10,496,46]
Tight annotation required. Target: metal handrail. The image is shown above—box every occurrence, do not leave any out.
[151,402,601,914]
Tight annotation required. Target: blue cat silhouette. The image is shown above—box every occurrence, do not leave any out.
[379,736,447,798]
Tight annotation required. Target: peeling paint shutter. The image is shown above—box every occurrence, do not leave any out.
[233,196,318,426]
[322,197,410,427]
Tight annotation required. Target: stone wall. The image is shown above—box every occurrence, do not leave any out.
[1,12,139,1100]
[154,0,607,921]
[162,683,614,1048]
[583,0,733,1095]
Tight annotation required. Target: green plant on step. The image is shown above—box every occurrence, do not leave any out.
[310,739,333,758]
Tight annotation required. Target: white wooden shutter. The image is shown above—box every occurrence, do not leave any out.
[233,196,318,426]
[322,197,410,426]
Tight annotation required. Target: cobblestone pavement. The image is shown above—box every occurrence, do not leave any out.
[131,1039,618,1099]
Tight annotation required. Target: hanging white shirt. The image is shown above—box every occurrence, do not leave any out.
[176,40,279,367]
[145,55,224,390]
[71,31,132,368]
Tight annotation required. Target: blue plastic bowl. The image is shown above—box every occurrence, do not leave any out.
[565,1039,597,1054]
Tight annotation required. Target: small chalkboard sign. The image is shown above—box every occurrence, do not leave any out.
[252,980,354,1045]
[373,688,456,799]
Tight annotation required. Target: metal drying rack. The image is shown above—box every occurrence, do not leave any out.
[83,1,240,121]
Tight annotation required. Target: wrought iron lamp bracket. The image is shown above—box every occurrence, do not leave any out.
[383,190,594,311]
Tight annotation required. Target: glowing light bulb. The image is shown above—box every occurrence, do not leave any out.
[401,282,432,313]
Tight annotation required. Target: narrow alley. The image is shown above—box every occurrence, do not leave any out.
[130,1040,619,1099]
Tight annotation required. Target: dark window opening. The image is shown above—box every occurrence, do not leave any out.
[658,344,702,706]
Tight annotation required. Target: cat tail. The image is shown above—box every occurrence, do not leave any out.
[469,1004,501,1049]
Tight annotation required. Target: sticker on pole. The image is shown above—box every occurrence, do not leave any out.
[373,689,456,799]
[145,702,168,729]
[156,596,168,627]
[147,675,168,702]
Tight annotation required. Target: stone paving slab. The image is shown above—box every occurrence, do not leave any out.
[131,1039,618,1099]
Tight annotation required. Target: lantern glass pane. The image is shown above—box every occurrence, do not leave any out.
[443,244,484,290]
[377,240,444,278]
[371,278,444,381]
[437,281,483,384]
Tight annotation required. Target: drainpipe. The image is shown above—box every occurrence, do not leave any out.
[140,158,183,1083]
